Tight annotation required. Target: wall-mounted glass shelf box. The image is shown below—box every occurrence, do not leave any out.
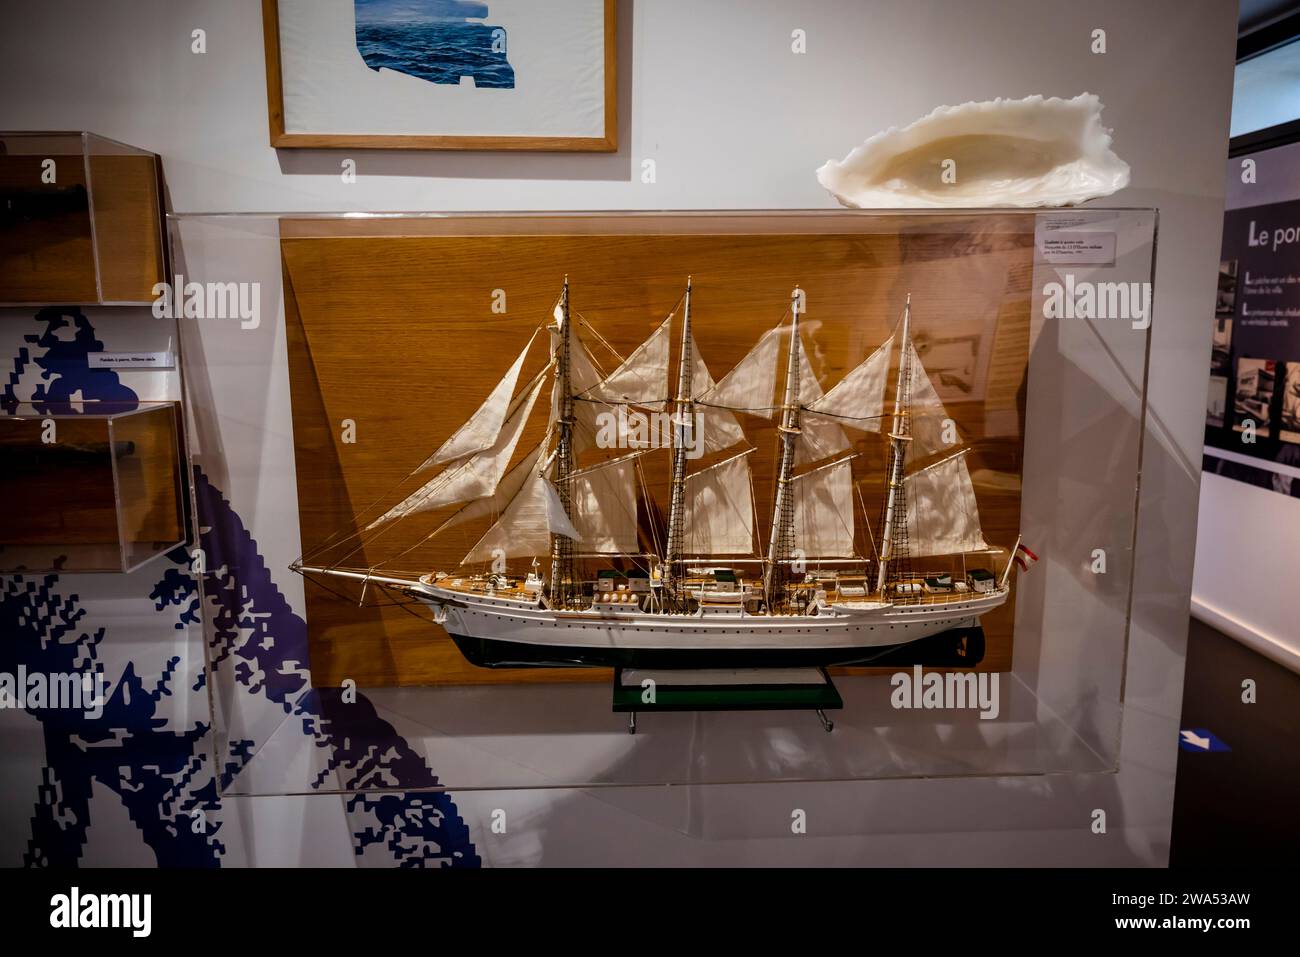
[0,401,186,573]
[0,132,166,306]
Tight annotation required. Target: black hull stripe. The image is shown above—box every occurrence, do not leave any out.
[448,625,986,670]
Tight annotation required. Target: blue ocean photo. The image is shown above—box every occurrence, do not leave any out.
[354,0,516,89]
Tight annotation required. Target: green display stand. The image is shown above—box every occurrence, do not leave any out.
[612,667,843,734]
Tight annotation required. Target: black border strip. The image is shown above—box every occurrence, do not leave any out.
[1229,117,1300,157]
[1238,8,1300,61]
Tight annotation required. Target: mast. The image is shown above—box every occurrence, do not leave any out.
[763,287,803,611]
[664,277,693,597]
[876,294,913,596]
[549,276,576,607]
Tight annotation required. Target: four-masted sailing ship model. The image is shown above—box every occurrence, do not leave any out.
[294,278,1024,670]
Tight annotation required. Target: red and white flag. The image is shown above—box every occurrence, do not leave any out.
[1013,542,1039,572]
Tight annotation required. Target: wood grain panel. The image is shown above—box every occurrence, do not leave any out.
[89,153,166,302]
[283,216,1034,687]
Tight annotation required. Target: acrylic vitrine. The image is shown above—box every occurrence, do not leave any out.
[0,132,166,306]
[166,208,1156,799]
[0,400,186,573]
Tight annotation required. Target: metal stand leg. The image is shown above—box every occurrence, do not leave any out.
[627,711,637,735]
[815,709,834,733]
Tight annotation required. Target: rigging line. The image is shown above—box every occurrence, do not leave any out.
[574,312,625,365]
[337,367,552,568]
[300,570,425,610]
[677,557,865,564]
[634,457,663,562]
[694,318,791,407]
[903,445,974,480]
[576,291,686,365]
[302,322,550,563]
[301,464,433,564]
[579,338,611,377]
[571,552,658,559]
[747,447,765,561]
[571,395,673,407]
[575,312,678,402]
[691,398,785,416]
[684,445,756,477]
[857,483,880,563]
[376,424,554,571]
[798,408,891,424]
[791,451,861,478]
[320,563,438,579]
[380,442,545,568]
[305,355,554,565]
[575,318,623,370]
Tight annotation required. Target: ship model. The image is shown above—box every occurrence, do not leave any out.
[294,278,1026,669]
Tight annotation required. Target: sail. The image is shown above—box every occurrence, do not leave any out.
[791,457,856,557]
[698,326,783,417]
[582,314,671,408]
[903,449,989,556]
[570,453,640,553]
[808,335,893,433]
[552,325,613,456]
[906,342,954,460]
[436,439,545,534]
[687,333,746,453]
[462,463,580,564]
[366,374,545,529]
[423,333,534,470]
[684,451,755,555]
[794,340,851,465]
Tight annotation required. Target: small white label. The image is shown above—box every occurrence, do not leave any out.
[88,351,174,369]
[1035,230,1116,265]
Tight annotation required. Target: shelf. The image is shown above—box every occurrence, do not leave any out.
[0,132,166,305]
[0,401,186,573]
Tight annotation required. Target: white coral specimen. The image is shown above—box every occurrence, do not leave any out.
[817,93,1130,208]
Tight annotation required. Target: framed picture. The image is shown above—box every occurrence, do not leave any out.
[262,0,616,151]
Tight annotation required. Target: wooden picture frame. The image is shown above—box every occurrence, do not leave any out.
[262,0,617,151]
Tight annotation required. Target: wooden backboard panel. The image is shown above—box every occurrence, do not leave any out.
[283,214,1034,687]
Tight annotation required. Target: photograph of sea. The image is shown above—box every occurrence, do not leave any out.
[354,0,516,89]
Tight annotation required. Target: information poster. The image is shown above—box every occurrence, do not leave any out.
[1205,174,1300,497]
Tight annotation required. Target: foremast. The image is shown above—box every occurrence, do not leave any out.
[875,293,913,596]
[663,277,693,599]
[549,276,576,607]
[763,287,804,611]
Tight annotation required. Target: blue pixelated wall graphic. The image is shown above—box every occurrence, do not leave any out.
[3,306,137,413]
[2,307,480,868]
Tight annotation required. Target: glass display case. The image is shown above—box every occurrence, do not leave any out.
[0,400,186,573]
[0,131,166,305]
[167,208,1156,798]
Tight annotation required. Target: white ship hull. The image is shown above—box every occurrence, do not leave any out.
[417,579,1008,669]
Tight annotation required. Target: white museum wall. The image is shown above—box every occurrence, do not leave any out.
[1193,136,1300,671]
[0,0,1237,866]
